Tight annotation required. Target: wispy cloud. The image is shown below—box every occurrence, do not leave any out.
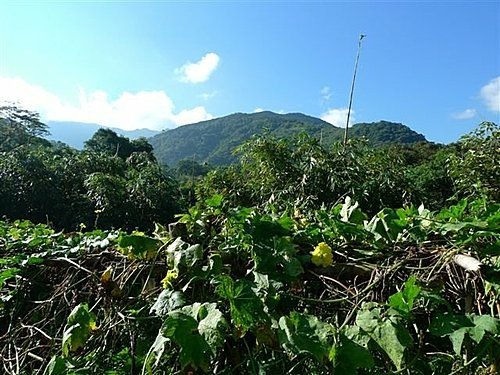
[480,76,500,112]
[200,90,218,101]
[320,107,354,128]
[320,86,332,102]
[253,108,265,113]
[452,108,477,120]
[0,76,213,130]
[176,52,220,84]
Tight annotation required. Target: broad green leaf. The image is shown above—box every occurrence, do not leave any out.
[162,311,210,371]
[430,313,500,355]
[340,196,367,224]
[388,275,421,317]
[429,313,473,355]
[333,332,374,374]
[355,303,412,370]
[144,331,169,370]
[0,267,19,289]
[355,303,382,333]
[469,314,499,342]
[150,290,186,317]
[372,320,412,370]
[278,312,335,362]
[216,275,269,335]
[43,356,67,375]
[205,194,223,208]
[117,234,160,260]
[196,303,228,352]
[283,256,304,277]
[62,303,97,357]
[364,208,405,244]
[165,237,203,270]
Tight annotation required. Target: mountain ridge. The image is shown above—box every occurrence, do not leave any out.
[150,111,427,166]
[46,121,159,149]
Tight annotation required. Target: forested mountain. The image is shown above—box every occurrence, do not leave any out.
[149,111,427,166]
[47,121,159,149]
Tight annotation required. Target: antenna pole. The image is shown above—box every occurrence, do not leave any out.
[344,34,366,146]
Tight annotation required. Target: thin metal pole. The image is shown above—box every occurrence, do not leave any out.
[344,34,366,146]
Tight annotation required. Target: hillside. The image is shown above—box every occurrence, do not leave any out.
[46,121,159,149]
[149,111,427,166]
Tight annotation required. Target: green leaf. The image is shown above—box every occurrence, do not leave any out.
[150,290,186,317]
[469,314,500,343]
[196,303,228,353]
[429,313,473,355]
[43,356,68,375]
[430,313,500,355]
[355,303,412,370]
[144,332,168,372]
[165,237,203,270]
[388,275,421,317]
[278,312,335,362]
[215,275,269,335]
[340,196,367,225]
[372,320,412,370]
[205,194,223,208]
[0,267,19,289]
[162,311,211,372]
[283,257,304,278]
[333,332,374,374]
[62,303,97,357]
[117,234,160,260]
[364,208,405,244]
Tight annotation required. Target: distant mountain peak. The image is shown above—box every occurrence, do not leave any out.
[150,112,427,166]
[46,121,159,149]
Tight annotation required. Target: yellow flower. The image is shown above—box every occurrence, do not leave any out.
[310,242,333,267]
[161,269,179,289]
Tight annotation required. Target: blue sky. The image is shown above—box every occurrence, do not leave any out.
[0,1,499,143]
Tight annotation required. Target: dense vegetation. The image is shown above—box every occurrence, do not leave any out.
[149,111,427,166]
[0,105,499,374]
[0,105,181,231]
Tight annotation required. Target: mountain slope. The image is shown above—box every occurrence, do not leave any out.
[46,121,159,149]
[150,111,427,166]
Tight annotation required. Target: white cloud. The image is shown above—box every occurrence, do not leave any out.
[0,76,213,130]
[253,108,265,113]
[320,107,354,128]
[480,76,500,112]
[176,52,220,84]
[452,108,477,120]
[174,106,213,125]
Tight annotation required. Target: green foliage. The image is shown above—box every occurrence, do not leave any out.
[1,111,500,374]
[388,275,421,318]
[0,104,50,151]
[62,303,97,356]
[197,134,414,214]
[1,195,499,373]
[448,121,499,201]
[84,128,153,159]
[278,312,335,362]
[117,233,161,260]
[0,123,182,231]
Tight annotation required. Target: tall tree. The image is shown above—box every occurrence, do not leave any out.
[0,104,50,151]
